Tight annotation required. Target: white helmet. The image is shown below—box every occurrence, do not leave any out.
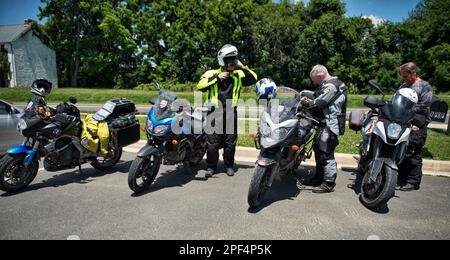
[397,88,418,104]
[254,78,277,99]
[218,44,238,67]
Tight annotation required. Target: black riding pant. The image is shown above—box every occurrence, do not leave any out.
[206,108,238,170]
[399,127,427,187]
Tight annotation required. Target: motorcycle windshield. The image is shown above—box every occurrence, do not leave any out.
[23,96,40,118]
[383,94,416,124]
[267,87,300,123]
[154,89,178,120]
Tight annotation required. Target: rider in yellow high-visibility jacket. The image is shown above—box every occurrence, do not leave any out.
[197,44,257,178]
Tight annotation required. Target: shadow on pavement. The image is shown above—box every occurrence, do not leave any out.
[131,162,255,197]
[1,160,132,197]
[248,165,318,213]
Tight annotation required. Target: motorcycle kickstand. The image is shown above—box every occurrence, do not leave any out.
[78,164,83,175]
[294,177,306,197]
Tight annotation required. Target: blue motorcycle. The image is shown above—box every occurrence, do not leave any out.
[128,83,208,193]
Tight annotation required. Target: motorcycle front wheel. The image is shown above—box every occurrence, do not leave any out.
[360,164,397,209]
[0,154,39,193]
[248,164,273,208]
[128,147,161,193]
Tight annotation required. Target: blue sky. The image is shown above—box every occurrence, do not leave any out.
[0,0,421,25]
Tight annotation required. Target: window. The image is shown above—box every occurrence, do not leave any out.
[0,101,9,115]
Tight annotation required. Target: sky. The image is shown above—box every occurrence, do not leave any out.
[0,0,422,25]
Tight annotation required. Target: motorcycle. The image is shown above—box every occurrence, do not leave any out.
[0,95,140,193]
[128,83,208,193]
[352,80,427,209]
[247,87,327,208]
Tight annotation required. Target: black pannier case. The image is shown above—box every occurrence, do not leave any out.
[114,122,140,147]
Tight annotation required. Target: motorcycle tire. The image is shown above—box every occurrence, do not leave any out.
[0,154,39,193]
[360,163,397,209]
[248,164,272,208]
[128,148,161,193]
[91,147,123,171]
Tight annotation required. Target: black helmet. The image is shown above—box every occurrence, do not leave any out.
[31,79,53,97]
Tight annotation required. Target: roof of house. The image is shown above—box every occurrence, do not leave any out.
[0,23,34,44]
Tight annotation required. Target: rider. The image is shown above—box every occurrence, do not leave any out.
[197,44,257,178]
[301,65,347,193]
[398,62,433,191]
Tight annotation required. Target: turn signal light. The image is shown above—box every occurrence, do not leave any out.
[172,140,179,145]
[140,127,146,132]
[250,134,257,139]
[291,145,300,151]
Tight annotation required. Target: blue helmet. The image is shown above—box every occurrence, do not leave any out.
[254,78,277,99]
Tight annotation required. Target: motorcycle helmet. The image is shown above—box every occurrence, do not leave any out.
[255,78,277,99]
[31,79,53,97]
[397,88,418,104]
[392,88,418,112]
[218,44,238,67]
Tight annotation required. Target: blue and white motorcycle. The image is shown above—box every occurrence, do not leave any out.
[128,83,208,193]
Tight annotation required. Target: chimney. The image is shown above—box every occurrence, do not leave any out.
[24,19,34,26]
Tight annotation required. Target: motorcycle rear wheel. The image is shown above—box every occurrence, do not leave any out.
[91,147,123,171]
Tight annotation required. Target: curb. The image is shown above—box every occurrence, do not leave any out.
[123,141,450,177]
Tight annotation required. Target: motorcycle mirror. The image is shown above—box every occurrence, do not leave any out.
[69,96,77,104]
[368,80,385,98]
[154,81,161,91]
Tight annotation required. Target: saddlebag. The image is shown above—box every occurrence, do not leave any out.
[349,110,365,131]
[113,121,140,148]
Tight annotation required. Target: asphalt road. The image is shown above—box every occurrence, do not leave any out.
[1,152,449,240]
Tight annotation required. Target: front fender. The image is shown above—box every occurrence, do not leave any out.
[7,145,32,155]
[137,145,161,158]
[256,149,281,167]
[7,145,37,165]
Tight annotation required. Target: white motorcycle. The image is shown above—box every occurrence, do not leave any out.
[351,80,427,209]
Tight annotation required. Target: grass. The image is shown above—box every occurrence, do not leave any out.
[2,87,449,109]
[134,116,450,160]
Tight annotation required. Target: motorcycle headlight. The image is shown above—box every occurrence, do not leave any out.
[17,119,28,132]
[387,123,402,139]
[146,119,153,132]
[272,127,289,140]
[154,125,169,134]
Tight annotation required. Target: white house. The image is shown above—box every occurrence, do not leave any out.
[0,20,58,88]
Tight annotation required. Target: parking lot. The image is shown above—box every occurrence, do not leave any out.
[1,152,449,240]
